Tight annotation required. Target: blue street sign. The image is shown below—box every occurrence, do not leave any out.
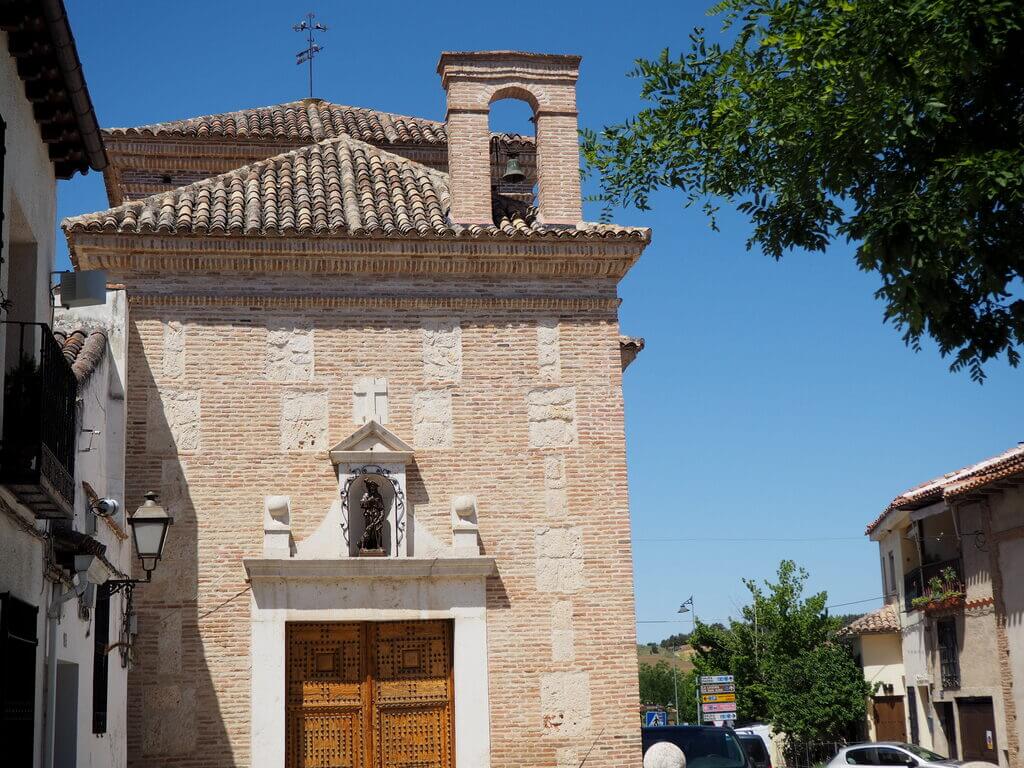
[645,710,668,727]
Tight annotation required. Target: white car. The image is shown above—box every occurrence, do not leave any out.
[826,742,976,767]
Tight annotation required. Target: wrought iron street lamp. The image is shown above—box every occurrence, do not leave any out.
[126,491,173,578]
[104,491,173,667]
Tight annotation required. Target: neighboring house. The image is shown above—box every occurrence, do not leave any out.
[866,444,1024,767]
[842,604,906,742]
[62,51,650,768]
[0,4,136,768]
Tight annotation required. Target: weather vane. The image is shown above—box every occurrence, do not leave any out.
[293,12,327,99]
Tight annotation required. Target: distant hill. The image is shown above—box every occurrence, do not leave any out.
[638,643,696,673]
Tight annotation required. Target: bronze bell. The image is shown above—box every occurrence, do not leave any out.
[501,153,526,184]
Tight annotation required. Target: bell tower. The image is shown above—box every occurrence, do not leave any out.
[437,50,583,226]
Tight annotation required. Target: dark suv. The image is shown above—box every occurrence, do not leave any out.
[642,725,754,768]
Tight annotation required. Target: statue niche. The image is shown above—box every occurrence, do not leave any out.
[343,472,399,557]
[358,479,387,556]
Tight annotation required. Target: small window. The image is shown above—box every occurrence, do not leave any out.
[936,619,960,689]
[160,174,173,184]
[888,552,897,600]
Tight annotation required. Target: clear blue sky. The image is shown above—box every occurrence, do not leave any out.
[59,1,1022,643]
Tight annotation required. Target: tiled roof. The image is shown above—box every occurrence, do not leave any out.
[54,330,107,383]
[840,604,900,636]
[63,136,648,242]
[866,444,1024,534]
[103,99,450,146]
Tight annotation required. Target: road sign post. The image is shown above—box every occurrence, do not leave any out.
[698,674,736,726]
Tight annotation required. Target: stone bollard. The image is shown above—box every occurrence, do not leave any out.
[643,741,686,768]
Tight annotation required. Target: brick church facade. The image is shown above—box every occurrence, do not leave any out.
[64,51,649,768]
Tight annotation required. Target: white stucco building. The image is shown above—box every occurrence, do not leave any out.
[865,444,1024,767]
[0,4,131,768]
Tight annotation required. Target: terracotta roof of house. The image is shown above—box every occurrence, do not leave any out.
[866,444,1024,534]
[63,136,647,242]
[840,604,900,636]
[0,0,107,177]
[54,329,106,382]
[104,99,450,146]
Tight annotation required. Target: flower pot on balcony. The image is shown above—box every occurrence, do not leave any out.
[921,594,964,614]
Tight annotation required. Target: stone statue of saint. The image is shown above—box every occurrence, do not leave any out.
[358,479,387,554]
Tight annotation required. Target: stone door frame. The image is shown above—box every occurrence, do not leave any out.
[245,557,494,768]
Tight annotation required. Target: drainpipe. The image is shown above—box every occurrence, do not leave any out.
[43,577,87,768]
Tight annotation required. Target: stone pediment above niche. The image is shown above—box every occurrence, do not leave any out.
[329,420,413,466]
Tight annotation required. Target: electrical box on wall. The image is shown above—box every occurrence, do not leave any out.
[59,269,107,308]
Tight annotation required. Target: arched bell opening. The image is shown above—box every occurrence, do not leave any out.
[488,95,538,214]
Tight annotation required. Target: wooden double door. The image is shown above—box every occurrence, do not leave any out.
[871,696,907,743]
[286,621,455,768]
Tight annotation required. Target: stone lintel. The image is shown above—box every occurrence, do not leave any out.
[243,556,497,581]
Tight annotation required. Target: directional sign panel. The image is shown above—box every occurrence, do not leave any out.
[700,675,735,684]
[699,683,736,695]
[703,711,738,722]
[703,702,738,713]
[701,693,736,703]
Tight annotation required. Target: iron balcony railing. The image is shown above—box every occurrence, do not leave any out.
[0,321,76,517]
[904,557,963,612]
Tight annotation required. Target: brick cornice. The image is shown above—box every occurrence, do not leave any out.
[68,232,643,279]
[127,292,620,312]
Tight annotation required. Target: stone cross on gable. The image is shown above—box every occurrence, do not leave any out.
[353,377,388,424]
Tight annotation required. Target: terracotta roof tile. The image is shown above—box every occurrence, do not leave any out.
[53,330,107,383]
[840,604,900,636]
[63,136,648,242]
[104,99,449,146]
[866,444,1024,534]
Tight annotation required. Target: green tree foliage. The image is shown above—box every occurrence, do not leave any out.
[639,662,700,723]
[689,561,869,741]
[582,0,1024,380]
[660,632,691,648]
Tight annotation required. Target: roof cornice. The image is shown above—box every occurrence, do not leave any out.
[66,230,645,279]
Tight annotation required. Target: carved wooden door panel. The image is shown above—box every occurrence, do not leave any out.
[286,623,369,768]
[369,621,454,768]
[286,621,454,768]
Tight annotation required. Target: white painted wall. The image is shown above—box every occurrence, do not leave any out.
[859,633,905,697]
[0,36,61,768]
[53,290,131,768]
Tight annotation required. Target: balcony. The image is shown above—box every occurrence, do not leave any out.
[904,558,963,613]
[0,322,76,518]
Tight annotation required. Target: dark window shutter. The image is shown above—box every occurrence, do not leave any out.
[92,583,110,733]
[1,592,40,767]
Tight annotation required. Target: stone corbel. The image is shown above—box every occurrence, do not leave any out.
[264,495,294,558]
[451,494,480,556]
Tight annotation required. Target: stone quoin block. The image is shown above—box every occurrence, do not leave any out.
[280,390,328,451]
[162,320,185,378]
[537,318,560,382]
[551,599,575,662]
[540,671,592,738]
[265,324,314,381]
[543,453,569,518]
[147,389,200,453]
[422,319,463,382]
[141,684,197,755]
[535,526,586,593]
[526,386,577,448]
[413,389,453,448]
